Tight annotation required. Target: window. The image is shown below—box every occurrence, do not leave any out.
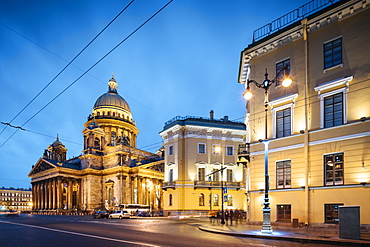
[198,168,205,181]
[324,92,343,128]
[277,204,291,222]
[169,194,172,206]
[325,203,343,223]
[199,193,205,206]
[276,108,291,138]
[227,194,233,206]
[226,146,234,156]
[169,169,173,182]
[168,145,174,156]
[276,160,291,189]
[226,169,233,182]
[212,144,221,155]
[276,58,290,86]
[198,143,206,154]
[212,169,220,182]
[324,37,342,69]
[324,153,344,186]
[213,194,219,206]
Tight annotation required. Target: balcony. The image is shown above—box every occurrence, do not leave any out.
[237,143,250,167]
[194,181,241,189]
[162,181,176,190]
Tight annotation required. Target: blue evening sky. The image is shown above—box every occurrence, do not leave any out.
[0,0,308,188]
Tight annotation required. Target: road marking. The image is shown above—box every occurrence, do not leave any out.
[0,220,160,247]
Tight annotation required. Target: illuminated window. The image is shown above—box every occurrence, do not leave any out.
[213,194,219,206]
[277,204,291,222]
[227,194,233,206]
[324,153,344,186]
[199,193,205,206]
[276,160,291,189]
[226,169,233,182]
[324,37,342,69]
[169,169,173,182]
[212,144,221,155]
[325,203,343,223]
[198,168,205,181]
[275,58,290,86]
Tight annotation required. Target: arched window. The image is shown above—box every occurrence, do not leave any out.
[199,193,205,206]
[227,194,233,206]
[169,194,172,206]
[213,194,219,206]
[94,137,100,150]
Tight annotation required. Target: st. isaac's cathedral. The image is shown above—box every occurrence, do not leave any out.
[28,76,164,213]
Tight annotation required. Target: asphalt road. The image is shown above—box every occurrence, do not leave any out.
[0,214,330,247]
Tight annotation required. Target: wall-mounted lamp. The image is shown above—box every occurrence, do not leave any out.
[362,162,367,169]
[360,117,366,122]
[300,130,305,134]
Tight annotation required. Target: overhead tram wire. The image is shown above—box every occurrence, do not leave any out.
[0,0,174,149]
[0,0,135,136]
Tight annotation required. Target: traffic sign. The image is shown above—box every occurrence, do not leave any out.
[223,187,227,194]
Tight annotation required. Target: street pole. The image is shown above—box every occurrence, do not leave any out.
[220,168,225,225]
[261,90,272,234]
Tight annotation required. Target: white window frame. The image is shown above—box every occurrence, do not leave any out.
[168,144,174,156]
[314,76,352,128]
[226,145,234,156]
[196,163,207,181]
[198,143,206,154]
[269,93,298,138]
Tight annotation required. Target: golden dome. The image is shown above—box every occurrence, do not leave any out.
[93,77,131,112]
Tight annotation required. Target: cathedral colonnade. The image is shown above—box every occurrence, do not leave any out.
[31,177,82,211]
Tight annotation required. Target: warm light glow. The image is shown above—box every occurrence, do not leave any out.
[243,90,253,100]
[214,146,221,154]
[282,77,293,87]
[189,172,195,181]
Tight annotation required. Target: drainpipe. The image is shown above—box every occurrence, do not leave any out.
[302,18,310,226]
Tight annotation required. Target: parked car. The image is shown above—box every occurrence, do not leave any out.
[109,210,130,219]
[93,210,109,219]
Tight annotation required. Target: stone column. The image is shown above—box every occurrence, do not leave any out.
[40,182,45,210]
[68,179,73,210]
[56,178,62,210]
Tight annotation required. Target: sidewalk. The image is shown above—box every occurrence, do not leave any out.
[198,220,370,246]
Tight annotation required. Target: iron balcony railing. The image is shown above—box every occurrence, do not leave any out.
[252,0,342,43]
[162,181,176,189]
[194,181,241,188]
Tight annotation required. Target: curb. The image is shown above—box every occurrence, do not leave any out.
[198,226,370,246]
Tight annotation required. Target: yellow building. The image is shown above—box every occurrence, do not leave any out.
[29,76,164,213]
[238,0,370,227]
[160,111,247,216]
[0,187,32,212]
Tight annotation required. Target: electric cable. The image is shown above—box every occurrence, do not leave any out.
[0,0,173,148]
[0,0,135,136]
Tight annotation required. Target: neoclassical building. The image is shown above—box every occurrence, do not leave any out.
[29,76,164,213]
[160,112,247,216]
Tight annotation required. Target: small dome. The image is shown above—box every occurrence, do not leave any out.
[93,76,131,112]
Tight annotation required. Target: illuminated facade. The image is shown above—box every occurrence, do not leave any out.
[0,188,32,212]
[238,0,370,227]
[29,77,164,213]
[160,112,247,216]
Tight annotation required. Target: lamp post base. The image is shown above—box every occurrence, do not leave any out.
[261,209,273,234]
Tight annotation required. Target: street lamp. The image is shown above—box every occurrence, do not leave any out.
[243,68,292,234]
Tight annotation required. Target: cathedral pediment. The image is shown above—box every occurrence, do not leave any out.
[28,158,58,176]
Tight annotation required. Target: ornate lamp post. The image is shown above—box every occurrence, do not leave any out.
[243,68,292,234]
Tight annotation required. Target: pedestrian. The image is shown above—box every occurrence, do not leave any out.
[229,209,234,225]
[216,210,221,224]
[225,210,229,225]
